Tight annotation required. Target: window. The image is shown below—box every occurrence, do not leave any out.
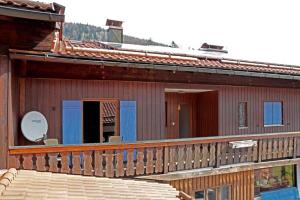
[83,100,119,143]
[195,186,230,200]
[220,186,230,200]
[264,102,283,126]
[195,191,205,200]
[207,189,216,200]
[254,165,295,196]
[238,102,248,128]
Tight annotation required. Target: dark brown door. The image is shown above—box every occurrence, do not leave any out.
[179,104,190,138]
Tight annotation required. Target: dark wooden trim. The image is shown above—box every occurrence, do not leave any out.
[9,52,300,84]
[9,131,300,154]
[0,6,65,22]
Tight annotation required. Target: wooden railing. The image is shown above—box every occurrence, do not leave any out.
[8,132,300,178]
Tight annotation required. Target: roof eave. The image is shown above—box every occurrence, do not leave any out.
[8,51,300,81]
[0,5,65,22]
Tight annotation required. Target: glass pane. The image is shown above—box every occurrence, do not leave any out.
[221,186,230,200]
[272,102,282,125]
[239,102,247,127]
[207,189,217,200]
[254,165,295,196]
[264,102,273,125]
[102,101,118,143]
[195,191,205,200]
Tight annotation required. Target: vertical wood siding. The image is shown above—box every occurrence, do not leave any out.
[169,170,254,200]
[16,78,300,145]
[21,78,165,144]
[218,86,300,136]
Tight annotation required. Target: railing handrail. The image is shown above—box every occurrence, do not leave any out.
[9,131,300,155]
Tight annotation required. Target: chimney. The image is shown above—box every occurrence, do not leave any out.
[106,19,123,43]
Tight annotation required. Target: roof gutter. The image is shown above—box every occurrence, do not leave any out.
[0,5,65,22]
[9,52,300,81]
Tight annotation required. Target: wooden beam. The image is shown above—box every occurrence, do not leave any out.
[137,158,300,182]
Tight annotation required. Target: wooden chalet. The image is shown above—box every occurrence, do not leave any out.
[1,1,300,199]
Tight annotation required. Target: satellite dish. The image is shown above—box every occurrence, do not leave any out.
[21,111,48,142]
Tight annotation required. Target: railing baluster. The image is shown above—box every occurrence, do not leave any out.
[261,139,267,161]
[252,141,258,162]
[72,152,81,175]
[267,139,273,160]
[273,138,278,159]
[294,137,298,158]
[115,150,124,177]
[126,149,135,176]
[209,143,216,167]
[169,146,177,172]
[288,137,294,157]
[216,143,221,168]
[163,146,169,174]
[201,144,208,167]
[36,153,46,171]
[185,145,193,170]
[193,144,201,169]
[105,150,114,177]
[22,154,33,170]
[48,153,58,172]
[94,150,104,177]
[60,152,70,174]
[8,155,20,169]
[227,143,234,164]
[233,148,240,164]
[155,147,163,173]
[146,148,154,174]
[283,138,288,158]
[246,146,253,162]
[278,138,283,158]
[83,151,93,176]
[177,145,185,170]
[136,148,145,175]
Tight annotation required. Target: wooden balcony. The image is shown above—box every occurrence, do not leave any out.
[8,132,300,178]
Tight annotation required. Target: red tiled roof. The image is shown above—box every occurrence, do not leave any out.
[0,170,179,199]
[0,0,55,13]
[54,40,300,76]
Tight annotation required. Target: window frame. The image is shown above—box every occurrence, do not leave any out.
[238,102,248,129]
[263,101,283,127]
[82,98,120,143]
[193,185,231,200]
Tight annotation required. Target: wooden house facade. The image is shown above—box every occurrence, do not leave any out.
[1,1,300,199]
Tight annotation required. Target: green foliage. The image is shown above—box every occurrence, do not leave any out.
[64,22,168,47]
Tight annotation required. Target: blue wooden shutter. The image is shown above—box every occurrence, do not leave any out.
[62,100,83,144]
[120,101,137,160]
[264,102,273,125]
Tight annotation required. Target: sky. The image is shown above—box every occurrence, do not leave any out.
[44,0,300,65]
